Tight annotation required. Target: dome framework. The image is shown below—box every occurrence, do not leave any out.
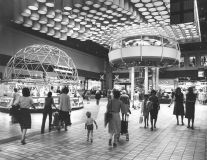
[4,44,78,85]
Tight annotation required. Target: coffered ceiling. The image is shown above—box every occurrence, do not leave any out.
[12,0,201,48]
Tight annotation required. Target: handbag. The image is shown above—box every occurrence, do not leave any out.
[139,115,143,124]
[104,100,113,127]
[10,104,20,116]
[10,104,20,124]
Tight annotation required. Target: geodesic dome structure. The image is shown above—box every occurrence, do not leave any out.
[4,44,78,84]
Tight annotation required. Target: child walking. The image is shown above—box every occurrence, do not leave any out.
[85,111,98,143]
[141,94,150,128]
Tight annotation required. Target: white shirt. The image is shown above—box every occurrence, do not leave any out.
[86,117,94,125]
[59,93,71,112]
[15,96,34,109]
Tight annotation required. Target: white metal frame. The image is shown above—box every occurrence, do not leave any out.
[4,44,79,85]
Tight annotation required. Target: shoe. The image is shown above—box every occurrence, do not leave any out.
[91,139,93,143]
[87,138,89,142]
[182,122,184,125]
[187,126,190,128]
[21,140,26,145]
[65,127,68,131]
[113,143,117,147]
[151,127,153,131]
[41,131,44,134]
[144,126,146,129]
[191,126,194,130]
[109,139,112,146]
[177,122,179,125]
[154,126,156,129]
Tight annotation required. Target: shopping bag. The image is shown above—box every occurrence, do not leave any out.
[139,115,143,124]
[121,114,128,134]
[121,120,128,134]
[104,112,112,127]
[11,115,19,124]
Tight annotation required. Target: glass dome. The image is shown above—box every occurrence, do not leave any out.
[4,44,78,84]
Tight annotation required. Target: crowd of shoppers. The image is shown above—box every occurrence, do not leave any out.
[10,85,198,147]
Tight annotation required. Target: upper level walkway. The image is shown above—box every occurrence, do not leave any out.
[0,99,206,160]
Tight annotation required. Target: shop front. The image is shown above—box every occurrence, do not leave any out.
[0,44,84,113]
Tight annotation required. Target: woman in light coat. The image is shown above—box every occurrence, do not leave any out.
[106,89,126,147]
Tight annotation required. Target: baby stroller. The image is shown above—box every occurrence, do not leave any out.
[52,111,64,131]
[118,114,129,141]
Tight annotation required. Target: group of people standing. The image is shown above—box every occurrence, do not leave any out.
[12,87,72,145]
[169,87,196,129]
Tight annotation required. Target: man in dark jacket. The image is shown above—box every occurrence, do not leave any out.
[95,90,101,105]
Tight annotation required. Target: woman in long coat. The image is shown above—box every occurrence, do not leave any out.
[106,89,126,147]
[185,87,196,129]
[169,87,185,125]
[149,90,160,131]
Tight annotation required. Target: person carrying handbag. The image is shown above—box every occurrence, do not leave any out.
[14,87,36,145]
[141,94,150,128]
[106,89,126,147]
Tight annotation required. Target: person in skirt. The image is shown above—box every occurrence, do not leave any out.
[14,87,36,145]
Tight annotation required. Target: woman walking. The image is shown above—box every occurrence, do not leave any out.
[149,90,160,131]
[59,87,71,131]
[141,94,150,128]
[106,89,126,147]
[169,87,185,125]
[41,91,56,134]
[185,87,196,129]
[14,87,36,145]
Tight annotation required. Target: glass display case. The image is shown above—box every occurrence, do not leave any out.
[0,95,83,110]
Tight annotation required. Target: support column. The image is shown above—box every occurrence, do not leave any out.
[144,67,148,94]
[130,67,135,101]
[155,67,159,90]
[152,68,156,90]
[104,61,113,90]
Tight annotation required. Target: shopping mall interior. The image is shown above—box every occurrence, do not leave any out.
[0,0,207,159]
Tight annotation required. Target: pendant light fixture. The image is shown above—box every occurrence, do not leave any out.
[63,0,73,11]
[40,24,48,33]
[38,3,47,14]
[39,15,48,24]
[46,0,55,7]
[47,27,55,36]
[46,8,55,18]
[28,0,39,10]
[47,19,55,27]
[32,22,41,30]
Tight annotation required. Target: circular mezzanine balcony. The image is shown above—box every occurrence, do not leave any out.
[108,35,181,69]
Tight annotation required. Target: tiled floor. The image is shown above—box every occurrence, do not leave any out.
[0,99,206,160]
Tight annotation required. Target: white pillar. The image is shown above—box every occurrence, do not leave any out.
[155,67,159,90]
[130,67,135,101]
[152,68,156,90]
[144,67,148,94]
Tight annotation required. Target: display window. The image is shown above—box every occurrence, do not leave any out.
[180,57,184,67]
[201,56,207,66]
[0,82,83,110]
[88,80,101,90]
[189,56,196,67]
